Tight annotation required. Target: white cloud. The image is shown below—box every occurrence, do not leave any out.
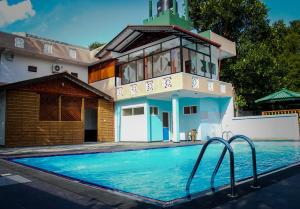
[0,0,35,27]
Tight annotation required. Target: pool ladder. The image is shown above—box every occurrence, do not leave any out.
[186,135,260,199]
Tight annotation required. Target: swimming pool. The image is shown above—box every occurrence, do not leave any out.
[11,141,300,204]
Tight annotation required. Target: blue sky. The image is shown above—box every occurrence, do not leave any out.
[0,0,299,47]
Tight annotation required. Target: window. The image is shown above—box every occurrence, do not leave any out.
[15,37,24,48]
[61,97,82,121]
[122,107,145,116]
[150,107,159,115]
[44,43,53,54]
[123,108,132,116]
[145,44,161,56]
[71,72,78,78]
[28,65,37,73]
[137,59,144,81]
[184,106,197,115]
[69,48,77,59]
[182,39,197,50]
[162,38,180,51]
[133,107,144,115]
[121,61,137,85]
[129,50,143,61]
[209,63,217,75]
[39,94,59,121]
[144,56,153,79]
[197,44,210,55]
[153,51,171,77]
[171,48,181,73]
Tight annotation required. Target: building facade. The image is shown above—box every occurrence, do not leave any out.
[0,0,245,147]
[89,24,236,143]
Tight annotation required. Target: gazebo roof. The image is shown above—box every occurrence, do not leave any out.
[255,88,300,104]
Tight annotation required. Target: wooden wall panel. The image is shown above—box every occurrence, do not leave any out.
[97,99,114,142]
[89,60,116,83]
[5,91,84,147]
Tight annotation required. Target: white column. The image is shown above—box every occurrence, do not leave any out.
[172,95,180,143]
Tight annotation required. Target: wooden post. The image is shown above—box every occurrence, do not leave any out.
[81,98,85,121]
[58,96,62,121]
[97,99,101,143]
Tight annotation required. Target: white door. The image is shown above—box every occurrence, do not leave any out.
[120,105,147,142]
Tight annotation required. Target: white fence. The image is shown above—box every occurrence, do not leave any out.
[225,114,299,140]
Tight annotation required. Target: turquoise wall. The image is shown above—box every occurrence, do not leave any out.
[116,97,232,142]
[148,99,172,141]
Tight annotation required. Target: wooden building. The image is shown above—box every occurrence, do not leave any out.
[0,72,114,147]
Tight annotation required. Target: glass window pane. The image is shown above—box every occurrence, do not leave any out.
[153,53,161,77]
[163,113,169,127]
[196,53,205,76]
[121,61,137,84]
[197,44,210,55]
[161,51,171,76]
[123,108,132,116]
[144,57,153,79]
[182,39,197,50]
[133,107,144,115]
[204,56,211,78]
[129,50,143,61]
[117,55,128,64]
[162,38,180,51]
[150,107,159,115]
[121,64,130,85]
[200,59,208,78]
[184,106,190,114]
[183,48,190,73]
[153,51,172,77]
[191,106,197,114]
[171,48,181,73]
[190,50,197,75]
[137,59,144,81]
[145,44,161,56]
[209,63,217,75]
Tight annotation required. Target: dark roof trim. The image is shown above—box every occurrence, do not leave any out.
[95,25,221,57]
[0,72,113,101]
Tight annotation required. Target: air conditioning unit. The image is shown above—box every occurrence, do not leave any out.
[52,64,63,73]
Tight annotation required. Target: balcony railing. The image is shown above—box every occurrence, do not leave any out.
[262,109,300,123]
[115,72,233,101]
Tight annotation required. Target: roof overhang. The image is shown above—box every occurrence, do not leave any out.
[96,25,221,58]
[0,72,113,101]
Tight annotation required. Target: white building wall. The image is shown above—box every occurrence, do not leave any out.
[229,115,299,140]
[0,53,88,84]
[220,99,300,140]
[0,90,6,145]
[90,78,116,99]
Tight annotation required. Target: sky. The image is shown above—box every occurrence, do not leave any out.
[0,0,299,48]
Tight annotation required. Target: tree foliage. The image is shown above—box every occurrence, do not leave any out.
[190,0,300,110]
[89,42,105,50]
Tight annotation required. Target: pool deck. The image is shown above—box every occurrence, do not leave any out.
[1,142,300,209]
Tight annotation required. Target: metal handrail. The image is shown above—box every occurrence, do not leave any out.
[210,135,260,192]
[186,137,236,199]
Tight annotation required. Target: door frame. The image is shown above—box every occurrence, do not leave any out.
[162,111,171,141]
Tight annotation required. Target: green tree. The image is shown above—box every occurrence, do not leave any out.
[190,0,300,111]
[89,42,105,50]
[189,0,270,42]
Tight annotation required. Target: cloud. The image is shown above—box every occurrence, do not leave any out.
[0,0,35,27]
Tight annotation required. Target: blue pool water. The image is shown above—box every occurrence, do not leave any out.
[13,141,300,202]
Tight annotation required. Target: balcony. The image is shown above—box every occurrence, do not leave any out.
[115,72,233,101]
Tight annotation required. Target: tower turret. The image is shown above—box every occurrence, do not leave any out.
[144,0,192,31]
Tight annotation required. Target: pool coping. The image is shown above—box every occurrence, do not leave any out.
[4,142,300,208]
